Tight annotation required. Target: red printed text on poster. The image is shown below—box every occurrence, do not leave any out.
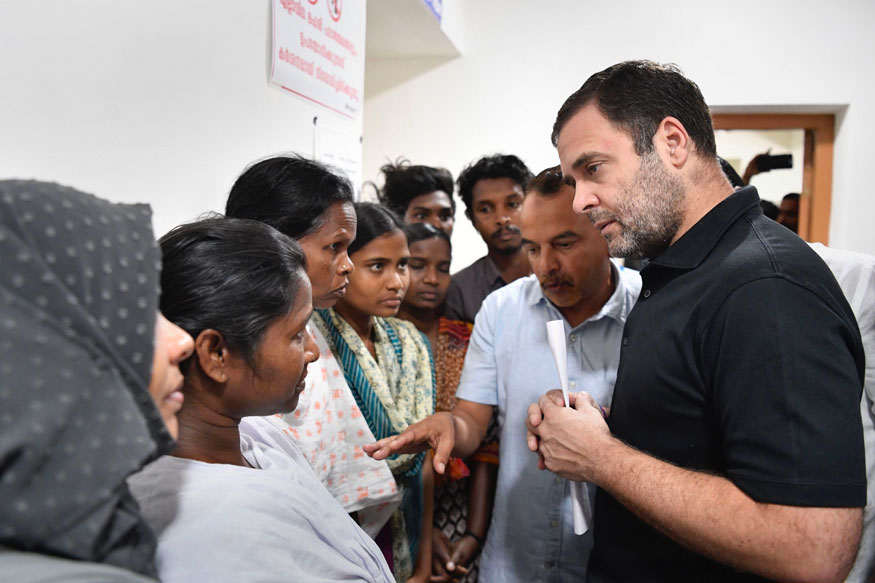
[270,0,365,119]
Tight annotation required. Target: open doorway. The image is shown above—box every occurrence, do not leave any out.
[711,114,834,244]
[715,128,803,213]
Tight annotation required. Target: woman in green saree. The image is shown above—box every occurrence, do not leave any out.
[313,202,434,583]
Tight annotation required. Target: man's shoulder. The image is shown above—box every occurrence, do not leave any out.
[450,255,493,285]
[717,217,835,290]
[809,243,875,282]
[616,262,643,298]
[809,243,875,325]
[698,219,860,342]
[447,256,504,322]
[479,275,540,315]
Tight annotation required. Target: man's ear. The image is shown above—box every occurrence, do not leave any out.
[194,329,230,383]
[656,116,692,169]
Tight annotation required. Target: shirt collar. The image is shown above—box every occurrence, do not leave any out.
[482,255,505,287]
[649,186,761,270]
[528,260,634,328]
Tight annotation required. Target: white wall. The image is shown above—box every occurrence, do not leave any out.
[0,1,361,239]
[3,1,872,262]
[363,0,875,271]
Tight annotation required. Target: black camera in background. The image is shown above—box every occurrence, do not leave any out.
[756,153,793,172]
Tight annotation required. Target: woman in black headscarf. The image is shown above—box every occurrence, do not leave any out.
[0,180,193,582]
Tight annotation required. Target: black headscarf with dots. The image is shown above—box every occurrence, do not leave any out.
[0,180,173,577]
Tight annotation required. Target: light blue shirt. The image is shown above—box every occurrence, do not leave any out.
[456,262,641,583]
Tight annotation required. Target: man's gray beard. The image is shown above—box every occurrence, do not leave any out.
[593,151,686,260]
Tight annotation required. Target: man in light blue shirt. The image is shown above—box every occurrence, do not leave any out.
[366,166,641,582]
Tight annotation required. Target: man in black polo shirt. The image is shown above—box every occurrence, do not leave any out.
[525,61,866,582]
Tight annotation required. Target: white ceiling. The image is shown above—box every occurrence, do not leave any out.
[365,0,460,59]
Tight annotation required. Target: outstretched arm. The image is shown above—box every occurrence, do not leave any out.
[526,391,863,582]
[364,400,494,474]
[742,152,769,184]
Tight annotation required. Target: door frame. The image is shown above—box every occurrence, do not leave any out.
[711,114,834,244]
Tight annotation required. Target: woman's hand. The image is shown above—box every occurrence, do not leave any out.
[444,534,479,578]
[430,528,454,582]
[429,531,481,582]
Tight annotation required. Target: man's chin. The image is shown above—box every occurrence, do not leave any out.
[609,235,670,261]
[543,289,574,307]
[606,234,640,259]
[493,241,523,255]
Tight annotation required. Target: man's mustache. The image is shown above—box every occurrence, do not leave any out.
[540,277,573,289]
[490,225,521,240]
[586,210,619,226]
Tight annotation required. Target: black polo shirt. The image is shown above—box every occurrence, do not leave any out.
[588,187,866,582]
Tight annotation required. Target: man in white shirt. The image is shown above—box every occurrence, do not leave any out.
[367,166,641,581]
[810,243,875,583]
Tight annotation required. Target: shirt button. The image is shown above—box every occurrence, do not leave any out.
[554,476,563,485]
[570,381,576,389]
[550,520,558,528]
[570,334,576,343]
[643,289,651,298]
[622,337,628,347]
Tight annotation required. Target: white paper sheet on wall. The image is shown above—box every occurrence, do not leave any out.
[270,0,366,121]
[313,117,362,198]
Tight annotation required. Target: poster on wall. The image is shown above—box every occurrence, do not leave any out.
[270,0,366,120]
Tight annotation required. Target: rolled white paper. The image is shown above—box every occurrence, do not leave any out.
[546,319,591,535]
